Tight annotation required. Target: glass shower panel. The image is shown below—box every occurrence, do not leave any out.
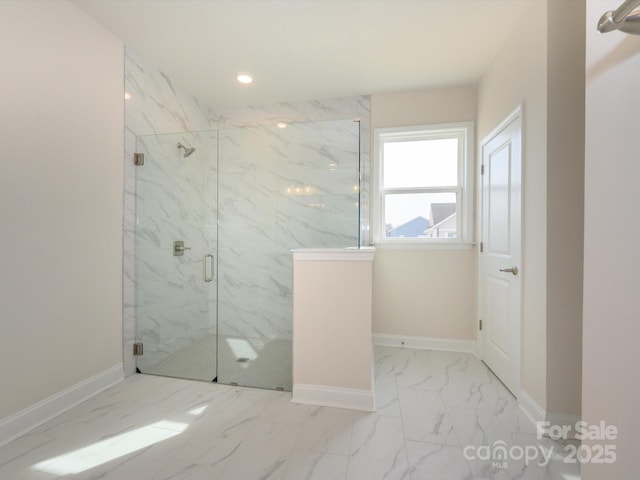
[134,130,218,382]
[216,119,360,390]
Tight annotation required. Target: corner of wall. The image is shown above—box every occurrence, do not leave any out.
[0,0,124,421]
[477,0,549,412]
[545,0,585,418]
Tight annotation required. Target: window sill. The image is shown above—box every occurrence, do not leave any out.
[369,241,476,251]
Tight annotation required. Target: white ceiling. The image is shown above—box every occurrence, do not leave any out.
[73,0,533,110]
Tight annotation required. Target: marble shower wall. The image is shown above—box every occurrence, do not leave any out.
[210,96,371,244]
[124,49,212,375]
[217,120,360,340]
[211,98,370,343]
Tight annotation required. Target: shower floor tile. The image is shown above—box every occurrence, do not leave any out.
[139,335,217,382]
[139,334,292,391]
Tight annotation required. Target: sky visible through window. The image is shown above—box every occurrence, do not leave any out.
[383,138,458,227]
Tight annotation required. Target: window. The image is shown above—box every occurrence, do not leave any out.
[373,122,473,246]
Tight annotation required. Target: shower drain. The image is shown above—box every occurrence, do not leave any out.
[236,357,250,363]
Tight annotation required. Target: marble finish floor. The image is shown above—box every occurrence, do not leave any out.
[0,347,580,479]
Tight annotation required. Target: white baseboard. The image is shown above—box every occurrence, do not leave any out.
[546,412,582,440]
[518,389,547,429]
[518,389,582,439]
[373,333,477,355]
[292,384,375,412]
[0,364,123,447]
[546,412,581,427]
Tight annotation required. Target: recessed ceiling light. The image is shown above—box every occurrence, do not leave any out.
[236,73,253,84]
[276,122,287,129]
[124,92,131,100]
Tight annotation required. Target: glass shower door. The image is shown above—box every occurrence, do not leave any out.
[134,130,218,382]
[216,119,360,391]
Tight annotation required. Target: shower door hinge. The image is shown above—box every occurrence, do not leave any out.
[133,342,144,356]
[479,319,483,331]
[480,242,483,253]
[481,164,485,175]
[133,153,145,165]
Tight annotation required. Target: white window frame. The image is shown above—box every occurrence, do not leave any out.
[372,122,474,248]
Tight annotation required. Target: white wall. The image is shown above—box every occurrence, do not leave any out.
[477,1,549,408]
[371,86,478,342]
[0,1,124,418]
[583,1,640,477]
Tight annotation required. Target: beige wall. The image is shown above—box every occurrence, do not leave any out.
[371,86,477,128]
[583,1,640,477]
[0,1,124,418]
[293,256,373,391]
[546,0,584,418]
[371,86,477,341]
[477,1,549,409]
[373,249,476,340]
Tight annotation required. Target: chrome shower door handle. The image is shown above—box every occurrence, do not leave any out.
[499,266,519,276]
[203,254,214,282]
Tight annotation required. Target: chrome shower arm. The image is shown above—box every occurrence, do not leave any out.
[613,0,640,23]
[598,0,640,34]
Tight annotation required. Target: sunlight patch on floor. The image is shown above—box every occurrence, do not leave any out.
[32,420,188,476]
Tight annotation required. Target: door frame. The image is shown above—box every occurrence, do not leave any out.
[476,104,524,396]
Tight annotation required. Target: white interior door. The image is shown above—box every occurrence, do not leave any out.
[479,109,522,395]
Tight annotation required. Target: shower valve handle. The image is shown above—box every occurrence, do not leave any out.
[173,240,191,256]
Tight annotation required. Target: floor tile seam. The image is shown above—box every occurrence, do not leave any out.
[391,360,412,480]
[170,418,256,468]
[277,443,297,480]
[404,436,477,478]
[27,383,164,437]
[392,350,474,464]
[407,436,479,479]
[281,449,351,480]
[145,431,199,480]
[0,433,62,476]
[282,402,319,477]
[403,434,462,448]
[375,411,402,419]
[493,403,537,436]
[271,422,305,480]
[214,419,302,480]
[212,390,285,479]
[397,384,445,393]
[343,407,359,476]
[436,386,492,480]
[290,447,351,458]
[437,386,466,450]
[405,438,470,449]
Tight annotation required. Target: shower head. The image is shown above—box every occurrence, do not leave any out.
[177,142,196,158]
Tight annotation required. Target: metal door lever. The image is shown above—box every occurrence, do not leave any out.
[173,240,191,256]
[499,266,519,275]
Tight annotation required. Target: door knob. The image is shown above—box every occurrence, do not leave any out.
[499,266,519,276]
